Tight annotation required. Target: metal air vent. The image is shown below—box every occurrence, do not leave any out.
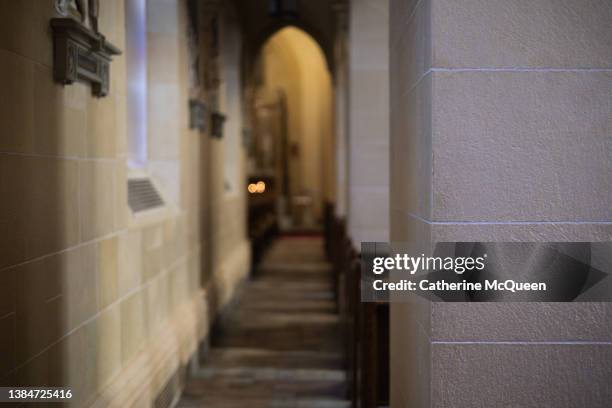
[128,178,164,212]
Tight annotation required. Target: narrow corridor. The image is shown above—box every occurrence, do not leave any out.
[177,236,350,407]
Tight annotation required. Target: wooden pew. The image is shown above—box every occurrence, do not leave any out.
[322,203,390,408]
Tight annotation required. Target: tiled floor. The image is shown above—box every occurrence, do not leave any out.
[177,236,350,408]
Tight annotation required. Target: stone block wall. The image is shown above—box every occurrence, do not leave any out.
[348,0,390,244]
[0,1,250,406]
[389,0,612,407]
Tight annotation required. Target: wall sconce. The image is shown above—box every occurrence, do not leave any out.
[51,3,121,97]
[189,99,208,131]
[210,112,226,139]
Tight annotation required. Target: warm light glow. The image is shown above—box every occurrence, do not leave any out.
[248,181,267,194]
[261,27,332,214]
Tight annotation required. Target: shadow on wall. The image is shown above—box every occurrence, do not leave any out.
[0,78,111,406]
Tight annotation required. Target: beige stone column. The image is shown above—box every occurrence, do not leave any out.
[390,0,612,407]
[333,1,349,218]
[347,0,390,244]
[203,1,251,309]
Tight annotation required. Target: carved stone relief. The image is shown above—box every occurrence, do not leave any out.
[51,1,120,97]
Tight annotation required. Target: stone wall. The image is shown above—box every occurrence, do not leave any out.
[389,0,612,406]
[0,1,249,406]
[348,0,389,243]
[206,3,251,314]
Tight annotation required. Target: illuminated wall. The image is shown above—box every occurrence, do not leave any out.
[259,27,334,221]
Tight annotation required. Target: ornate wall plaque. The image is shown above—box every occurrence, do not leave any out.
[50,17,121,97]
[211,112,226,139]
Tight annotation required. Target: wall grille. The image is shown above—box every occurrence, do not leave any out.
[153,365,187,408]
[128,178,164,212]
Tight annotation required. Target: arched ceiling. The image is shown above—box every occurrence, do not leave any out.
[232,0,339,70]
